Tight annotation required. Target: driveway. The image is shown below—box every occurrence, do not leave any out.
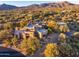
[33,33,59,57]
[0,46,25,57]
[45,33,59,43]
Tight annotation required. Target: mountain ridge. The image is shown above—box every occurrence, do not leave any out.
[0,3,18,10]
[0,1,79,10]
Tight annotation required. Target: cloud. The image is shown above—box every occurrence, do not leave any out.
[0,0,78,1]
[0,0,78,3]
[0,0,74,1]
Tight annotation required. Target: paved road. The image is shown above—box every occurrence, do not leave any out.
[0,46,25,57]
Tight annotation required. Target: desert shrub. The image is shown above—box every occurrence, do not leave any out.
[58,33,67,43]
[3,39,12,47]
[48,28,53,34]
[44,43,59,57]
[11,36,18,47]
[20,37,41,56]
[47,20,58,30]
[59,25,70,33]
[58,44,76,56]
[0,30,13,40]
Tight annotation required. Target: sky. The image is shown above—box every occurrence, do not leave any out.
[0,0,79,7]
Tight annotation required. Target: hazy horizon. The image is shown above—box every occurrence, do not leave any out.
[0,1,79,7]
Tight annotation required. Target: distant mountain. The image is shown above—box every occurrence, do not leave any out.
[0,1,79,10]
[25,1,79,9]
[0,4,18,10]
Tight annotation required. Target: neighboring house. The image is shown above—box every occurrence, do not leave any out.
[57,22,66,26]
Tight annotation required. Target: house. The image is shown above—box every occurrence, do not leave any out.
[14,21,48,39]
[57,22,66,26]
[37,29,48,39]
[21,23,35,31]
[14,30,26,39]
[21,28,48,39]
[27,23,35,30]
